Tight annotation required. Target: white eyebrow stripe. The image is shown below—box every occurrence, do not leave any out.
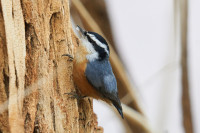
[87,33,109,55]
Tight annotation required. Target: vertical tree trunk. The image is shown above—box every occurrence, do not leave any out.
[0,0,102,132]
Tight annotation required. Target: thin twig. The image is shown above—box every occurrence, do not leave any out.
[179,0,194,132]
[122,104,153,133]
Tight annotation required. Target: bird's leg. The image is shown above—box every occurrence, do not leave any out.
[62,54,74,61]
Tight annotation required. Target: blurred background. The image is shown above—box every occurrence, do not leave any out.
[70,0,200,133]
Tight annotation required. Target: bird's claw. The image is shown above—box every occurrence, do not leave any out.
[65,91,86,100]
[62,54,74,61]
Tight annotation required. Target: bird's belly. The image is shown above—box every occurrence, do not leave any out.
[73,60,102,100]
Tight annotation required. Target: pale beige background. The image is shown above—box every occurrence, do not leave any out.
[93,0,200,133]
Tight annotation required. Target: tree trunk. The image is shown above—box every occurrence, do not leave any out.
[0,0,102,132]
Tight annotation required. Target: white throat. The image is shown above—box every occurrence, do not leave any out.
[81,38,99,62]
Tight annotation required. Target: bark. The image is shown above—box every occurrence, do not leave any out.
[0,0,102,132]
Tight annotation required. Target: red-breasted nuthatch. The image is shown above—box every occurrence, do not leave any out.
[65,25,123,118]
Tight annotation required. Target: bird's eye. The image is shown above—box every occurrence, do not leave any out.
[87,36,95,44]
[84,31,87,36]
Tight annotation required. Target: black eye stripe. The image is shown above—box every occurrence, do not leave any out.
[87,32,109,53]
[87,35,102,49]
[86,35,95,44]
[86,34,108,61]
[84,31,87,36]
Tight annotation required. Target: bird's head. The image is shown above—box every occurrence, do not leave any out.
[76,25,110,61]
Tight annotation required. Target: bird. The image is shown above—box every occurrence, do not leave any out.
[64,25,123,118]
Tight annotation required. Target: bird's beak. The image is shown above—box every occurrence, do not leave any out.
[76,25,86,36]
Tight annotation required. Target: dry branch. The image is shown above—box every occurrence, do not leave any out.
[179,0,194,132]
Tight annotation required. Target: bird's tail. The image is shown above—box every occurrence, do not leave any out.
[111,98,124,119]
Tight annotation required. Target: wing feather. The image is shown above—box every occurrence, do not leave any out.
[85,60,117,95]
[85,60,123,118]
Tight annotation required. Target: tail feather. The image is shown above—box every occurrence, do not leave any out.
[112,99,124,119]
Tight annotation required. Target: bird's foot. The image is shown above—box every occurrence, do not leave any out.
[65,91,86,100]
[62,54,74,61]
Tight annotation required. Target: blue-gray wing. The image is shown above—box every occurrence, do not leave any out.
[85,60,123,118]
[85,60,117,97]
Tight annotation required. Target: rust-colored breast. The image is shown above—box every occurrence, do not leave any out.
[73,45,102,100]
